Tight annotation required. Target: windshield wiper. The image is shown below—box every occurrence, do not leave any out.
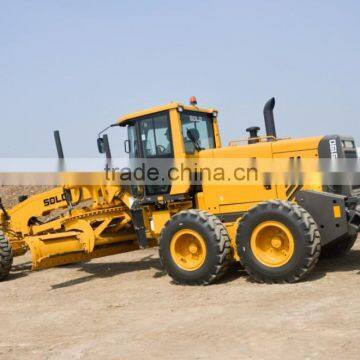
[187,129,203,151]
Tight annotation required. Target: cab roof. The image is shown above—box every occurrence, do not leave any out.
[117,102,217,126]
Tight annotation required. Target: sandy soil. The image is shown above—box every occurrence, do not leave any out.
[0,237,359,360]
[0,186,52,208]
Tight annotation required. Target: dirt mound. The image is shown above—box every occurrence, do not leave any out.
[0,186,52,208]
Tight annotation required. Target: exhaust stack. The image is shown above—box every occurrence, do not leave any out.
[263,97,276,140]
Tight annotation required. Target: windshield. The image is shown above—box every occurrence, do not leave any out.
[180,111,215,153]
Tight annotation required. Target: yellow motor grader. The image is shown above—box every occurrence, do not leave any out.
[0,97,359,284]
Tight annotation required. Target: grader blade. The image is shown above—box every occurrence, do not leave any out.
[26,231,149,270]
[64,219,95,253]
[26,232,86,270]
[24,211,146,270]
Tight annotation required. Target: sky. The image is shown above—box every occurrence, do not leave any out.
[1,0,360,157]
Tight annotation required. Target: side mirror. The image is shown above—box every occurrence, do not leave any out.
[124,139,130,154]
[97,137,105,153]
[97,135,112,158]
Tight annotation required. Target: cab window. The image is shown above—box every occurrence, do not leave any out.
[139,113,172,157]
[180,111,215,154]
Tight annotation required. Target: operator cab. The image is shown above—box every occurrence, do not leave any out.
[110,99,219,197]
[124,107,217,159]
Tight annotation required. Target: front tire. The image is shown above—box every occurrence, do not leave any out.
[236,200,321,283]
[159,210,231,285]
[0,231,13,281]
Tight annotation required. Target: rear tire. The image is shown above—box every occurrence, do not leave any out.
[236,200,321,283]
[159,210,231,285]
[0,231,13,281]
[321,234,357,259]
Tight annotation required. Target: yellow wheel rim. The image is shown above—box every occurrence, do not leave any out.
[250,221,295,268]
[170,229,207,271]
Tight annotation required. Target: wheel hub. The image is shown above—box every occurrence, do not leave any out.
[250,221,295,267]
[189,243,199,254]
[170,229,207,271]
[270,236,282,249]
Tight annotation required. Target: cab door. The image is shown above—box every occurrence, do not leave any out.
[127,111,173,197]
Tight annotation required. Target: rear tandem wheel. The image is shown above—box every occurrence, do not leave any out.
[236,200,321,283]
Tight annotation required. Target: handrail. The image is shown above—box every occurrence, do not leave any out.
[228,135,277,146]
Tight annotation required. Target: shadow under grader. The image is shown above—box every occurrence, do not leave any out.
[7,261,32,281]
[311,249,360,278]
[9,249,360,288]
[50,254,165,290]
[214,262,249,285]
[242,249,360,284]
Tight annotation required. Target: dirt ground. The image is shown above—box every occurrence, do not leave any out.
[0,237,359,360]
[0,186,52,208]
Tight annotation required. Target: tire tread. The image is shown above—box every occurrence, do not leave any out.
[0,230,13,281]
[159,210,231,285]
[236,200,321,284]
